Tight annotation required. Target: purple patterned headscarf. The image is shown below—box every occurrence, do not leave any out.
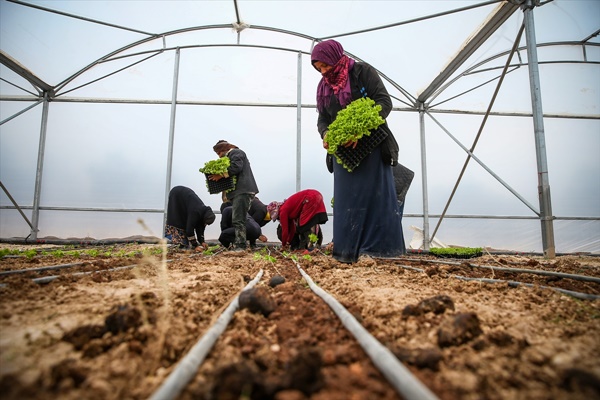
[267,201,283,221]
[311,40,355,113]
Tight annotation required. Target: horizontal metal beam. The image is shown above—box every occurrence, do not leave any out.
[2,95,597,120]
[2,205,597,221]
[0,205,164,213]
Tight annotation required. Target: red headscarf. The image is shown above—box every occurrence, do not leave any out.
[311,40,355,113]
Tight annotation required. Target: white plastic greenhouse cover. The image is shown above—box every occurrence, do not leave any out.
[0,0,598,255]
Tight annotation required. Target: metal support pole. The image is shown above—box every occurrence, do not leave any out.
[523,1,555,258]
[295,51,302,192]
[418,103,430,250]
[30,92,50,240]
[163,48,181,232]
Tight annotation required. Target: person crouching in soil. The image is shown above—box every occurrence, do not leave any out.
[267,189,328,251]
[219,205,265,249]
[165,185,216,250]
[221,194,270,243]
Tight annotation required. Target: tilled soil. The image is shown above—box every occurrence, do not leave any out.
[0,243,599,400]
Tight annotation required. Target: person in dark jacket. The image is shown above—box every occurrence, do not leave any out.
[221,195,269,244]
[267,189,328,250]
[312,39,405,263]
[165,186,216,250]
[218,206,263,249]
[208,140,259,251]
[248,197,270,229]
[221,195,270,227]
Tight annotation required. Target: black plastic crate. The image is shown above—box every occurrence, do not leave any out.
[335,127,388,172]
[205,174,235,194]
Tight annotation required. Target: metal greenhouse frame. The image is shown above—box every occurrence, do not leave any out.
[1,0,599,257]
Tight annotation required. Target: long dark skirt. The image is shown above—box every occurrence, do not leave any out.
[332,146,405,263]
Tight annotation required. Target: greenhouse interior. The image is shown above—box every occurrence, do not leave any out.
[1,0,599,256]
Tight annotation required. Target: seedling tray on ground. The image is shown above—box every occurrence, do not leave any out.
[205,174,235,194]
[430,247,483,259]
[433,252,482,259]
[335,127,388,172]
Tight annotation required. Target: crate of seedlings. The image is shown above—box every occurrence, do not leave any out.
[199,157,236,195]
[334,127,388,172]
[325,97,386,172]
[429,247,483,259]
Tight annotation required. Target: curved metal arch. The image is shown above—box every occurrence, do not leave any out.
[427,41,600,107]
[8,0,503,108]
[52,24,416,105]
[53,24,318,93]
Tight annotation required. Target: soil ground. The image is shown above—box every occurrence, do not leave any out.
[0,242,599,400]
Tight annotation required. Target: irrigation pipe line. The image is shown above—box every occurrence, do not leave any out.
[404,250,600,257]
[149,269,264,400]
[450,275,600,300]
[0,238,161,245]
[392,263,600,301]
[394,257,600,284]
[293,261,439,400]
[0,260,173,288]
[0,261,86,276]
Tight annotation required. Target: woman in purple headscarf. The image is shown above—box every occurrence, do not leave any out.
[311,39,405,263]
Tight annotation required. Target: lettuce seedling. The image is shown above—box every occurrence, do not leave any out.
[430,247,483,259]
[199,157,231,175]
[199,157,237,193]
[324,97,385,156]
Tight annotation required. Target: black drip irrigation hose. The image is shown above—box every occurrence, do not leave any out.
[391,263,600,301]
[293,260,440,400]
[451,275,600,300]
[0,260,173,288]
[0,238,162,246]
[0,262,86,276]
[406,249,600,257]
[397,257,600,284]
[149,269,264,400]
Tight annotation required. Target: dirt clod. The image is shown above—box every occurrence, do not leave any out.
[437,312,483,347]
[62,324,107,350]
[402,294,455,317]
[105,304,142,334]
[392,346,443,371]
[269,275,286,287]
[238,286,276,317]
[48,358,88,389]
[284,347,324,395]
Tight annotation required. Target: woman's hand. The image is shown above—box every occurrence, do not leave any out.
[208,171,228,181]
[322,131,329,149]
[343,139,358,149]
